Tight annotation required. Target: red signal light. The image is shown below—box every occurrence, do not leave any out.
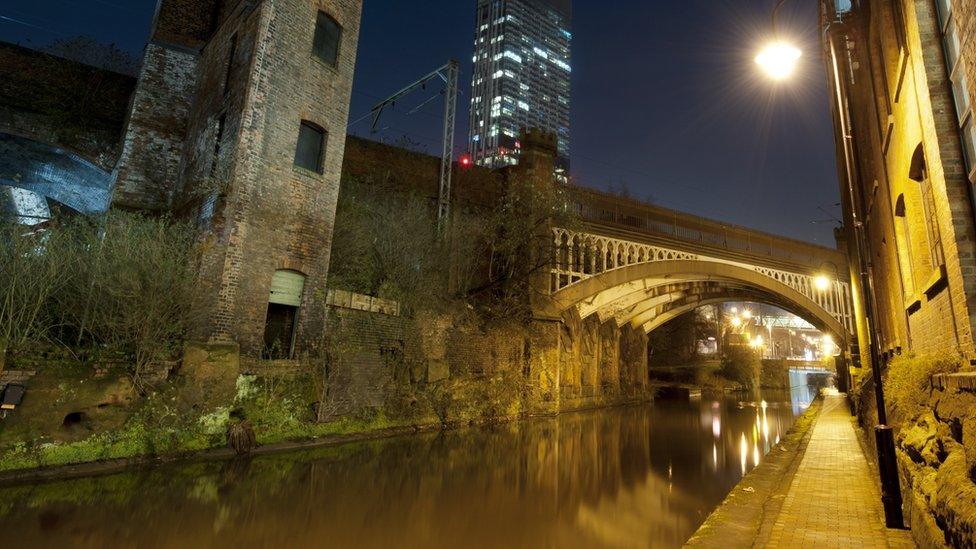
[459,154,473,168]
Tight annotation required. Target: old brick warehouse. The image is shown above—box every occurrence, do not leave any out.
[823,0,976,545]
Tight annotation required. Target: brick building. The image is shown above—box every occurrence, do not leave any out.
[115,0,363,358]
[822,0,976,366]
[822,0,976,543]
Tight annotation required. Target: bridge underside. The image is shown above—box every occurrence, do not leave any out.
[522,258,852,409]
[541,260,851,344]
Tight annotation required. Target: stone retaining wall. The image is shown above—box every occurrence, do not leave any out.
[855,369,976,547]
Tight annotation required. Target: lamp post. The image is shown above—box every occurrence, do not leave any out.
[753,0,904,528]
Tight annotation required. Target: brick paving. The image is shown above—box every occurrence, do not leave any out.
[764,393,915,548]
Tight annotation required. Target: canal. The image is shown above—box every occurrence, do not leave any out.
[0,377,822,548]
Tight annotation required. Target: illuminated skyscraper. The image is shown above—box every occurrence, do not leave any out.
[468,0,571,172]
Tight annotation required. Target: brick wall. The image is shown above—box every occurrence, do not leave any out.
[112,43,198,210]
[832,0,976,363]
[824,1,976,544]
[0,42,134,170]
[328,306,407,408]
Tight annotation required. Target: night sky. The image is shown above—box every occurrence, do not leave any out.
[0,0,842,245]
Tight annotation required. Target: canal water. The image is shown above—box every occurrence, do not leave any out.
[0,376,823,548]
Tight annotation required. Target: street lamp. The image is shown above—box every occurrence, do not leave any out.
[814,274,832,291]
[755,42,802,80]
[754,1,802,81]
[754,0,904,529]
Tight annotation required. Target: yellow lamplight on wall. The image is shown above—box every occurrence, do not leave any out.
[730,316,742,328]
[742,309,753,320]
[755,42,802,80]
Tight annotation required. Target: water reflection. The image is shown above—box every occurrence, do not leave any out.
[0,384,820,548]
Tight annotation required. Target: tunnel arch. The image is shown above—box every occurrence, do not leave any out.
[0,132,113,219]
[542,260,850,344]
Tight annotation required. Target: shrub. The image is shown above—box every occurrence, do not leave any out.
[0,213,200,383]
[719,346,761,388]
[884,352,960,422]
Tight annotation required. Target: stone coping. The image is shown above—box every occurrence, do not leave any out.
[931,371,976,392]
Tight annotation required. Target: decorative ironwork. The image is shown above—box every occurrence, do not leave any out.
[549,228,854,334]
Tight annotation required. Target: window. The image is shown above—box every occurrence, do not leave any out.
[910,145,945,268]
[313,11,341,66]
[936,0,976,175]
[294,121,326,173]
[890,0,906,50]
[210,114,227,179]
[894,195,915,297]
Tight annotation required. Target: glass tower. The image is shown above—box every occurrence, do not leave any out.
[468,0,571,173]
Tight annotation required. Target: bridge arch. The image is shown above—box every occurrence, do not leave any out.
[0,132,113,221]
[542,259,850,344]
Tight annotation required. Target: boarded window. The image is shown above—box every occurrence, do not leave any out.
[294,122,326,173]
[269,270,306,307]
[313,11,342,66]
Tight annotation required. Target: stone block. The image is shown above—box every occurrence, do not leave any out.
[178,341,240,408]
[351,293,372,312]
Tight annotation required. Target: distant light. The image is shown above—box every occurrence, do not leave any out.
[459,154,473,168]
[742,310,753,320]
[731,316,743,327]
[755,42,802,81]
[814,275,831,291]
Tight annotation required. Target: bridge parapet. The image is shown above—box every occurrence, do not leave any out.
[549,227,854,335]
[571,186,846,273]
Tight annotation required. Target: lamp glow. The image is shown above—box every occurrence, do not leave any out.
[755,42,802,80]
[814,275,831,291]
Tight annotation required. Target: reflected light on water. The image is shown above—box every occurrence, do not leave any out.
[740,433,748,475]
[0,385,823,549]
